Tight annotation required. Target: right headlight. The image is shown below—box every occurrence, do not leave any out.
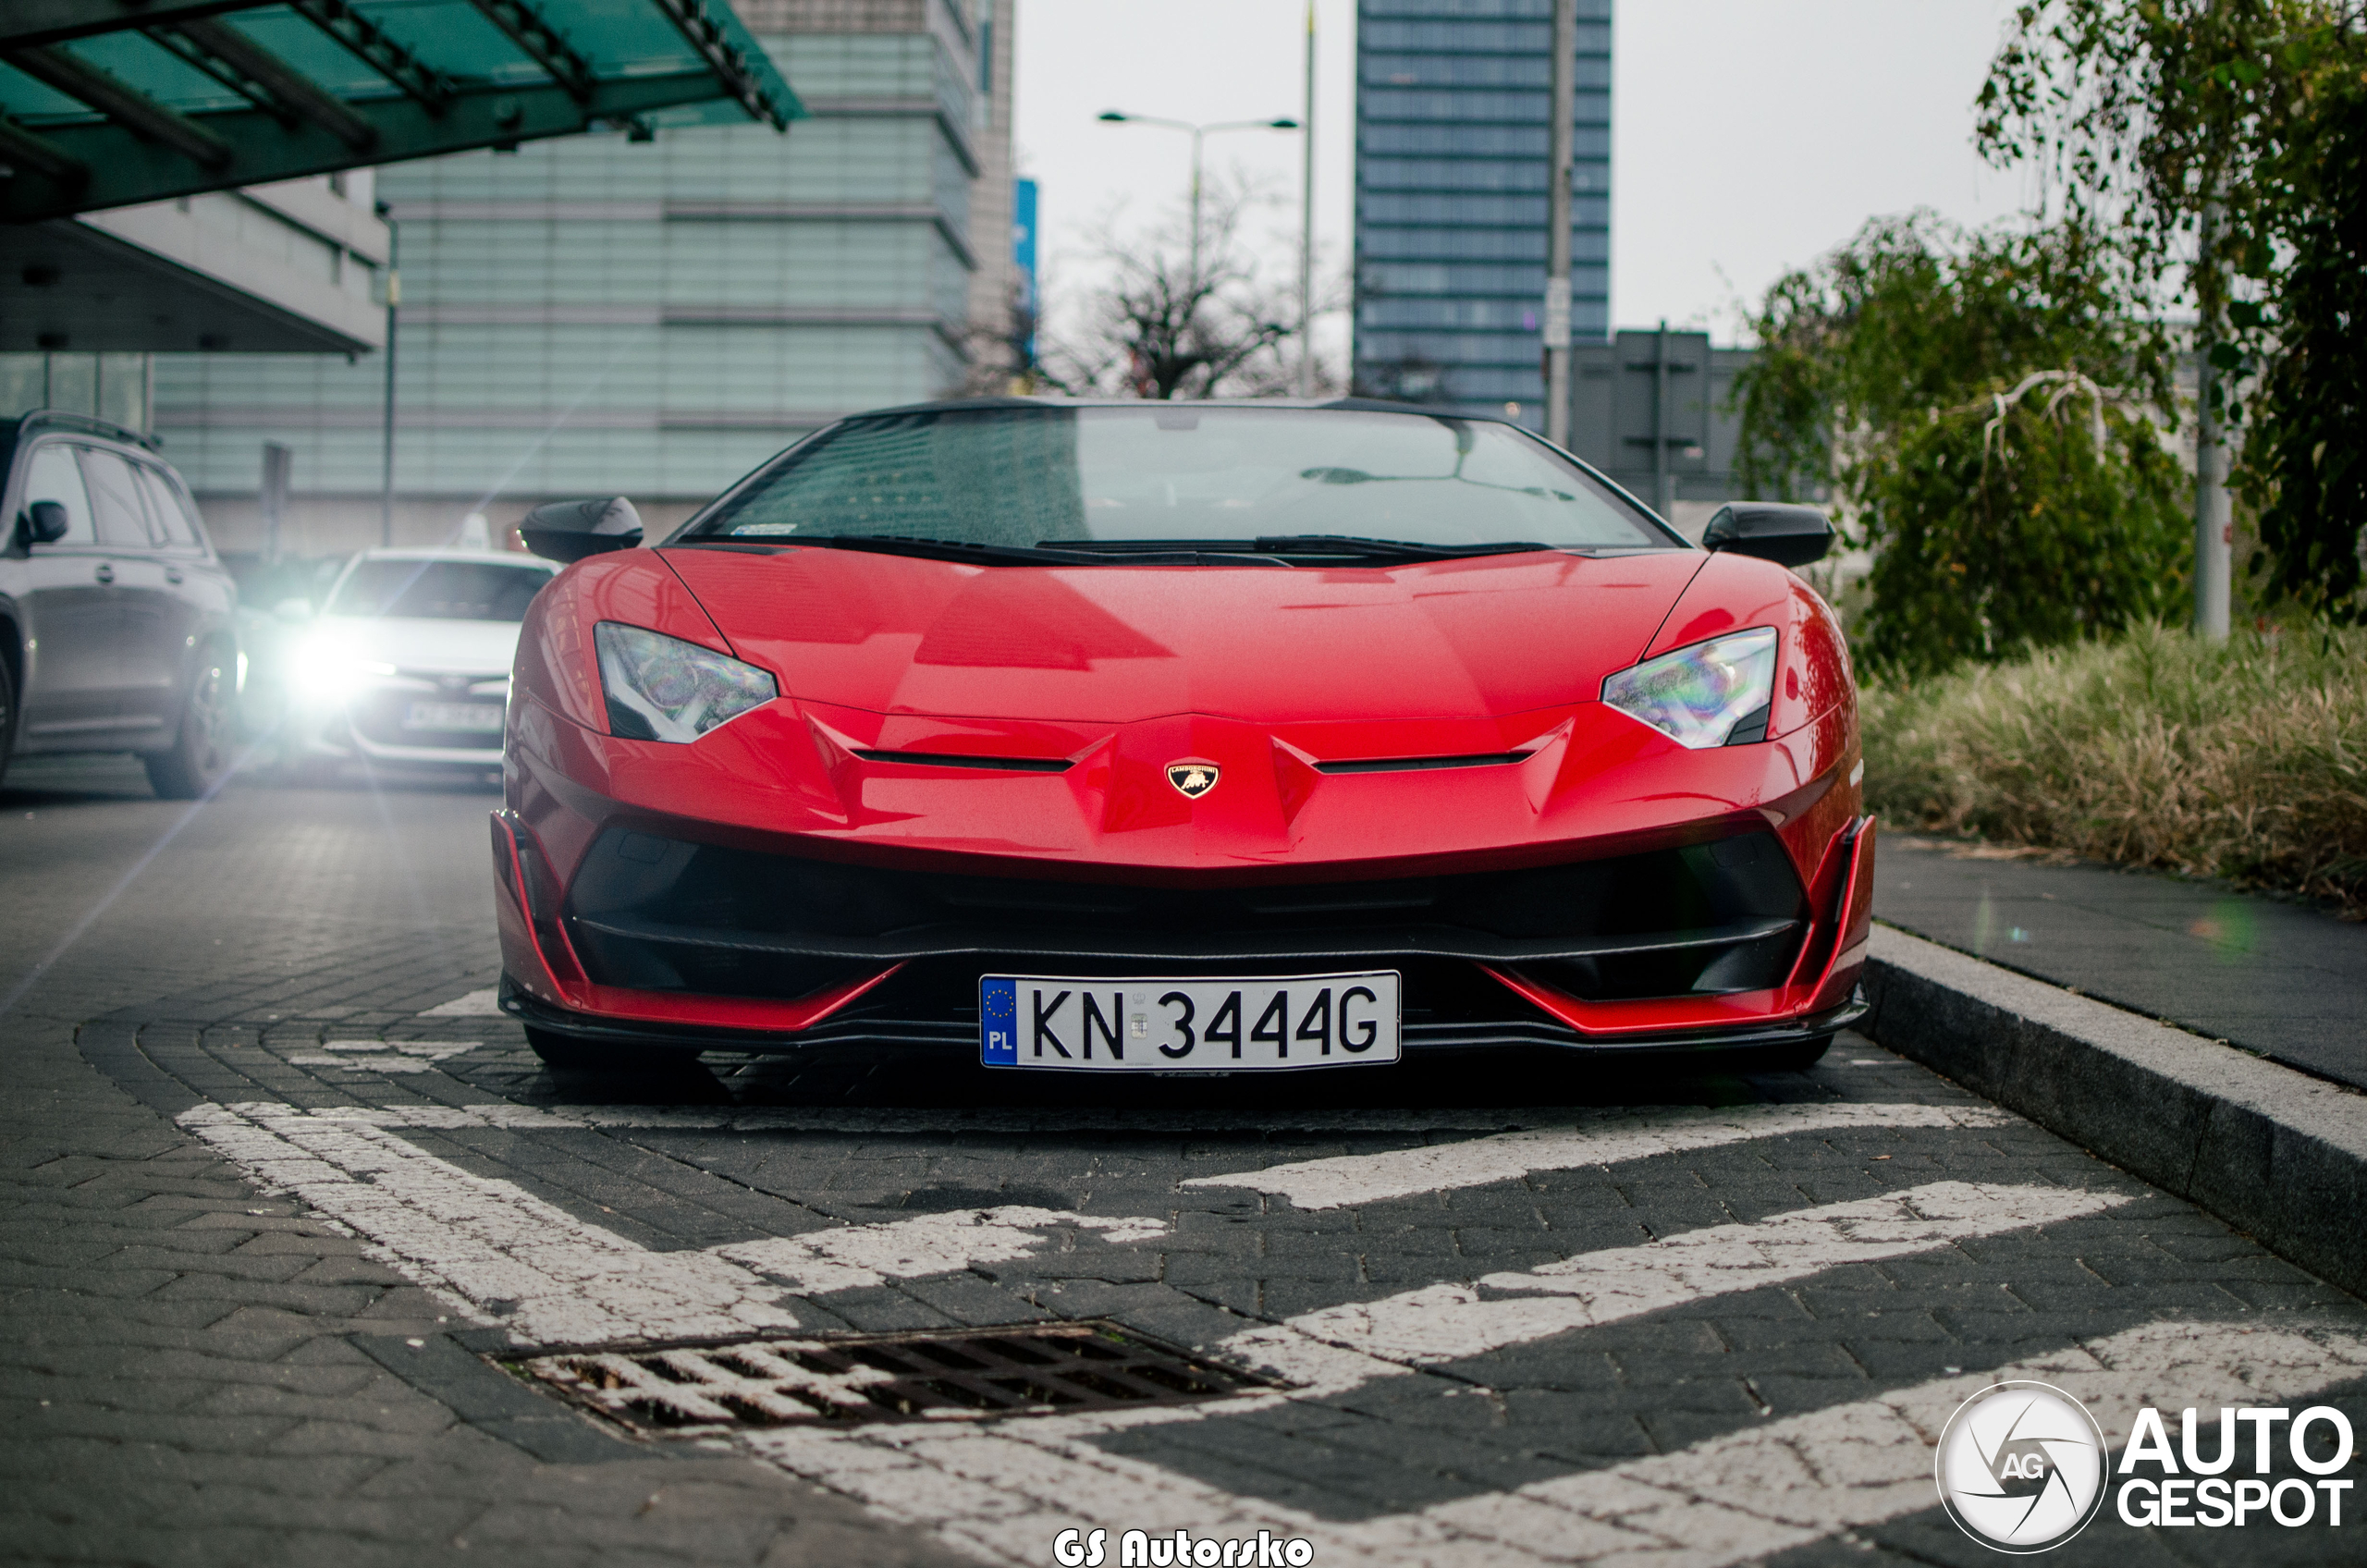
[1601,627,1778,749]
[595,622,777,742]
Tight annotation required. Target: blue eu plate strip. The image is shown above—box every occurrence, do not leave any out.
[979,977,1019,1065]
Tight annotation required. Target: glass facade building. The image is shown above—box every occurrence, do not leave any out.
[152,0,1013,556]
[1352,0,1613,422]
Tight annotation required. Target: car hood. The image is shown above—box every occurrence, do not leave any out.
[314,614,523,675]
[658,545,1706,725]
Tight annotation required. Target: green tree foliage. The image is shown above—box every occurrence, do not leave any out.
[1856,379,2189,672]
[1978,1,2367,615]
[1734,214,2184,675]
[2239,70,2367,619]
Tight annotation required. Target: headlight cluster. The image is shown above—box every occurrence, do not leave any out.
[1601,628,1777,749]
[291,631,397,702]
[595,622,776,742]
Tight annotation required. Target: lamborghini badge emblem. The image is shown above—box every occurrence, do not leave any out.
[1166,761,1220,799]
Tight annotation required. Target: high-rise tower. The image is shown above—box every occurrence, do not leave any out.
[1352,0,1611,425]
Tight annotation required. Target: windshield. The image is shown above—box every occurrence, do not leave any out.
[681,406,1676,554]
[327,559,552,622]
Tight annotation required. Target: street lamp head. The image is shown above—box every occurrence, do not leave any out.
[1098,111,1129,122]
[1269,117,1301,129]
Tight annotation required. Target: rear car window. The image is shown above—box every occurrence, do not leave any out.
[328,559,554,622]
[79,447,159,548]
[132,461,203,550]
[18,443,96,545]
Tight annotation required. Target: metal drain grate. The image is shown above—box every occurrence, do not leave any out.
[519,1321,1277,1432]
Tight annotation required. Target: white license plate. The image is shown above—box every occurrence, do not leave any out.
[404,701,505,732]
[980,972,1401,1072]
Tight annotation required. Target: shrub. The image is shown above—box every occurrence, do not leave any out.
[1854,380,2189,675]
[1861,623,2367,907]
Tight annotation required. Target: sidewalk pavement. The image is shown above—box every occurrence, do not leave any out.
[1876,836,2367,1093]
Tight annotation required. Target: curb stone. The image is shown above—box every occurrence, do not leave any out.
[1863,923,2367,1299]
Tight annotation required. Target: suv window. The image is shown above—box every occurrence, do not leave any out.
[80,447,158,549]
[19,443,97,546]
[132,461,203,551]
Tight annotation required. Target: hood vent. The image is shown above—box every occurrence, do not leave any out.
[854,749,1073,774]
[1314,749,1529,775]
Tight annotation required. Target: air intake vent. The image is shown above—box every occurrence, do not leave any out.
[854,749,1073,773]
[1313,751,1528,774]
[518,1321,1274,1432]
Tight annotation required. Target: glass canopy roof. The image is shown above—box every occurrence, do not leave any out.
[0,0,803,221]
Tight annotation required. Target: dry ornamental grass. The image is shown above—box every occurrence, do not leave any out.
[1859,624,2367,910]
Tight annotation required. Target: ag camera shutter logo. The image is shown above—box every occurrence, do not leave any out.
[1934,1381,2110,1552]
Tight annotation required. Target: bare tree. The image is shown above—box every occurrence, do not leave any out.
[1046,173,1306,400]
[947,275,1046,398]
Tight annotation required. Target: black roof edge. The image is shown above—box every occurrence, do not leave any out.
[1316,396,1512,422]
[833,395,1521,423]
[4,409,159,451]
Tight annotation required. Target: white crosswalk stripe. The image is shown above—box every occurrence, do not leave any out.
[180,1102,799,1345]
[754,1320,2367,1567]
[418,987,504,1017]
[1181,1101,2015,1210]
[1223,1180,2128,1392]
[183,1092,2291,1568]
[178,1102,1173,1343]
[719,1208,1171,1294]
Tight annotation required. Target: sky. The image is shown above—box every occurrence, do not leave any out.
[1011,0,2036,357]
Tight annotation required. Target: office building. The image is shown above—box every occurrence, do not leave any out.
[151,0,1015,557]
[1351,0,1612,423]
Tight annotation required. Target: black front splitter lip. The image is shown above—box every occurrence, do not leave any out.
[498,974,1868,1061]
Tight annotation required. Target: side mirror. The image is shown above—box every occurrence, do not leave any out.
[519,496,644,564]
[1702,503,1834,567]
[20,500,69,546]
[273,596,315,624]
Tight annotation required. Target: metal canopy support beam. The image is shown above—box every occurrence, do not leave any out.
[153,17,380,151]
[2,1,263,50]
[286,0,455,112]
[3,43,233,168]
[464,0,598,103]
[646,0,782,130]
[0,116,90,186]
[0,69,748,221]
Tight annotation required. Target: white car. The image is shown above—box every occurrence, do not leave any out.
[279,548,556,776]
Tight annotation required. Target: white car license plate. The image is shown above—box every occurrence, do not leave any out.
[980,972,1401,1072]
[405,701,505,732]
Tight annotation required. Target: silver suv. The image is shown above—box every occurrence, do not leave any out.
[0,410,239,798]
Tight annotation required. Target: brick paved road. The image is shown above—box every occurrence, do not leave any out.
[5,758,2363,1567]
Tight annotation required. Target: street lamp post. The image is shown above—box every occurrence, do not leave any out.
[1097,110,1298,292]
[1299,0,1317,398]
[377,203,399,549]
[1543,0,1576,446]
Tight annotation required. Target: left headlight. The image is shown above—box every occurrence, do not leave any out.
[1601,627,1778,749]
[595,622,777,742]
[291,632,397,701]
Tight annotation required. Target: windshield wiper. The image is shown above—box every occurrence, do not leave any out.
[1250,535,1551,562]
[765,533,1549,568]
[790,534,1108,567]
[1039,535,1551,563]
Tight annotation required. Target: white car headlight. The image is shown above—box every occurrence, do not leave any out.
[1601,628,1778,749]
[291,632,397,701]
[595,622,776,742]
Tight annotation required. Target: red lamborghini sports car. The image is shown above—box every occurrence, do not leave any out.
[494,398,1873,1074]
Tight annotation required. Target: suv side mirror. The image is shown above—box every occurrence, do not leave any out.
[20,500,69,546]
[1702,503,1834,567]
[520,496,644,564]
